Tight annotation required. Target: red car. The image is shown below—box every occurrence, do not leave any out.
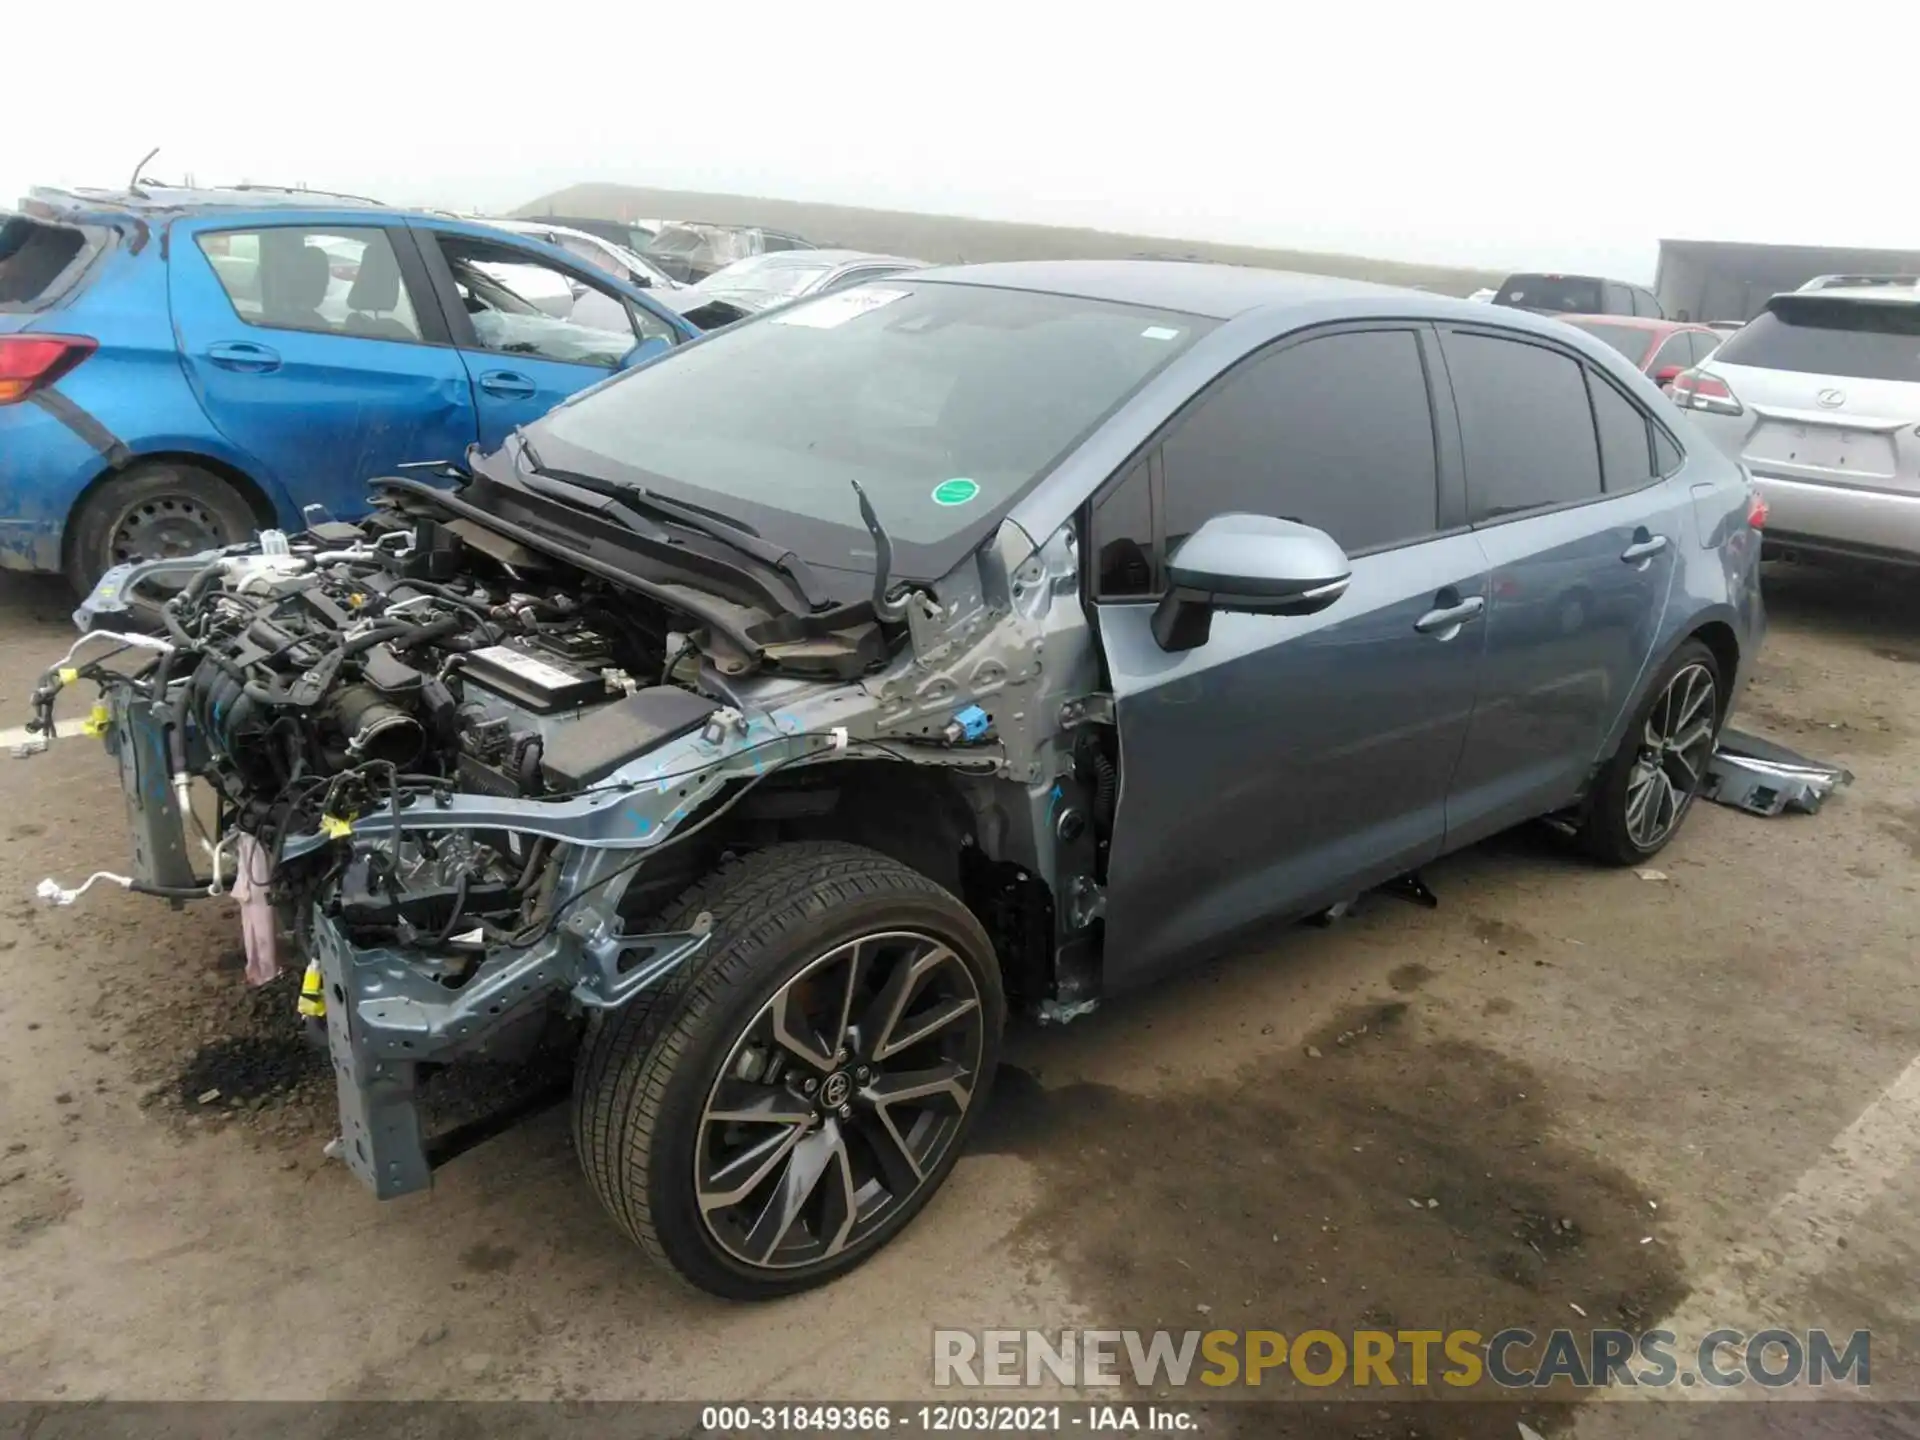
[1556,315,1724,390]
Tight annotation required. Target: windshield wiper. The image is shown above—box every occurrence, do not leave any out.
[514,469,675,544]
[511,436,830,609]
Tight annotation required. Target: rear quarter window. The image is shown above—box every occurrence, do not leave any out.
[0,217,96,309]
[1713,298,1920,383]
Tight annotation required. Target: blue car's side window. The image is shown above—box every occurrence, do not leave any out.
[198,226,424,342]
[431,233,669,370]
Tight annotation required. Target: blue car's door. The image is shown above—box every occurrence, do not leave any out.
[168,215,478,519]
[1432,325,1683,849]
[407,220,687,449]
[1091,325,1489,989]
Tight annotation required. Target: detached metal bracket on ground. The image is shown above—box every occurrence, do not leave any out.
[1705,727,1853,818]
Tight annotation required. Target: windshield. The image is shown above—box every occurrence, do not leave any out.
[700,258,835,303]
[530,281,1215,556]
[1496,275,1604,313]
[1563,319,1652,363]
[648,224,755,269]
[1713,297,1920,383]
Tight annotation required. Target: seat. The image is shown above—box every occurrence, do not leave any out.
[257,243,331,331]
[342,239,416,340]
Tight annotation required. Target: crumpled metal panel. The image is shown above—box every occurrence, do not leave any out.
[1705,727,1853,818]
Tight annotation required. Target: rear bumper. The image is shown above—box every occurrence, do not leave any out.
[1749,473,1920,563]
[0,399,100,573]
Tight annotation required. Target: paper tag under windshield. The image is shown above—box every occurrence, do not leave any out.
[770,287,911,330]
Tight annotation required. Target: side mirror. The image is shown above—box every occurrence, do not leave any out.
[1151,513,1352,652]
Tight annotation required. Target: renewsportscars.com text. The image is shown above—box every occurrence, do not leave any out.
[933,1327,1870,1390]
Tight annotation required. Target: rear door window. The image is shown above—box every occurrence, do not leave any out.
[1444,331,1603,522]
[1710,297,1920,382]
[198,225,424,341]
[1159,327,1440,557]
[1688,331,1722,366]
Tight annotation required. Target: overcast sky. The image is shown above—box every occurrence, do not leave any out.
[7,1,1907,282]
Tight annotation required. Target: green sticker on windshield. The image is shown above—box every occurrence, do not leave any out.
[932,478,980,507]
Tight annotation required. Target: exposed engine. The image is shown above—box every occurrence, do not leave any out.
[45,510,725,958]
[26,476,1093,1203]
[176,518,664,808]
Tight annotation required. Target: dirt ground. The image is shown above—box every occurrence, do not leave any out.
[1,561,1917,1435]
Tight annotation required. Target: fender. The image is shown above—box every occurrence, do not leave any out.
[1587,603,1744,777]
[69,434,296,536]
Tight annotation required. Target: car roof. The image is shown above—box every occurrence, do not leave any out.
[488,218,618,245]
[1556,313,1700,333]
[908,259,1418,320]
[1786,283,1920,305]
[760,248,921,268]
[27,183,389,215]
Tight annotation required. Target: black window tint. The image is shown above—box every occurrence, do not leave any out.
[1648,334,1693,378]
[1160,329,1438,556]
[0,218,87,305]
[1712,298,1920,382]
[1653,428,1683,476]
[1494,275,1604,313]
[1447,333,1603,522]
[1588,373,1655,492]
[1092,457,1156,598]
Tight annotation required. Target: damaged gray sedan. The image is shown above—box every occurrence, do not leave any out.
[27,263,1765,1298]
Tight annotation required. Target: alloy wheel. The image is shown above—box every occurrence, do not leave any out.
[695,930,985,1271]
[1625,662,1717,850]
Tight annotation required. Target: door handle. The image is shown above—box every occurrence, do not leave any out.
[1414,594,1486,636]
[1621,533,1670,564]
[478,370,537,399]
[206,341,281,373]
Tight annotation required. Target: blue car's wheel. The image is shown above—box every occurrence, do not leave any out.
[67,463,257,601]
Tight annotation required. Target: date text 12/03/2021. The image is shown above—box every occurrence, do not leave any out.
[700,1404,1198,1432]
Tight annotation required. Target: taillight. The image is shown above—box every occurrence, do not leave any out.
[1747,491,1769,529]
[1670,367,1743,416]
[0,335,97,404]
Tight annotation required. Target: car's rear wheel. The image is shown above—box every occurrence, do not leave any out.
[66,463,258,599]
[572,842,1005,1299]
[1577,639,1723,865]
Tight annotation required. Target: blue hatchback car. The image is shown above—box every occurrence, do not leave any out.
[0,184,698,591]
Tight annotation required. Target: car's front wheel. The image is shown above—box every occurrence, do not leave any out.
[1577,639,1723,865]
[573,842,1005,1299]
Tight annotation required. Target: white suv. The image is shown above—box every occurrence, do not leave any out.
[1673,277,1920,564]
